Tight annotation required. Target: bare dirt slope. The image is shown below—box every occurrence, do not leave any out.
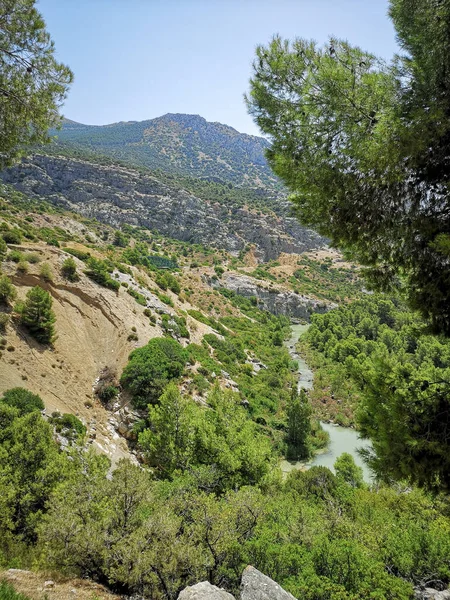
[1,569,120,600]
[0,244,164,464]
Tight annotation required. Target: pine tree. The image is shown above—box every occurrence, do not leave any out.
[286,388,311,460]
[20,286,56,345]
[0,0,73,168]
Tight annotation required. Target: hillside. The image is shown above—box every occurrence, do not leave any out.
[1,153,326,261]
[49,113,278,188]
[0,186,342,464]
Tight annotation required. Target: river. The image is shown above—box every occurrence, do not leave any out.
[281,324,373,482]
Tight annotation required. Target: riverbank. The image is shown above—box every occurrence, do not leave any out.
[282,324,373,481]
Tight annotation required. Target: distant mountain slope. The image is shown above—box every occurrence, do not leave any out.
[50,113,278,188]
[1,154,326,261]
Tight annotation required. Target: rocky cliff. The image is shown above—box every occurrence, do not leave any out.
[209,272,336,320]
[1,154,326,262]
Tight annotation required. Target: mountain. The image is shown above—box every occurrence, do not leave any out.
[1,154,325,261]
[50,113,278,188]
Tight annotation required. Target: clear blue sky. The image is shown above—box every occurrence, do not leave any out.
[37,0,398,136]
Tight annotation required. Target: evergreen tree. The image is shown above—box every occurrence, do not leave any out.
[334,453,364,488]
[286,388,311,460]
[138,383,196,476]
[0,275,17,305]
[19,286,56,344]
[0,0,73,167]
[246,1,450,335]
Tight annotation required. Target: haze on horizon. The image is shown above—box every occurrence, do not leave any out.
[38,0,398,136]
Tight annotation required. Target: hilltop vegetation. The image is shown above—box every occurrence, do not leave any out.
[48,113,280,189]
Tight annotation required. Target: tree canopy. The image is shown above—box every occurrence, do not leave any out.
[0,0,73,168]
[246,0,450,335]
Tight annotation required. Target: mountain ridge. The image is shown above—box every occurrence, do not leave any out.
[51,112,277,188]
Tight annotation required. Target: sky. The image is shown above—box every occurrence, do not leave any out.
[37,0,399,136]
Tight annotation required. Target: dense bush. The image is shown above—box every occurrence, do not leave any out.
[1,388,44,415]
[121,337,188,408]
[84,257,120,291]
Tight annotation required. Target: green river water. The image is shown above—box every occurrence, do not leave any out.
[280,324,373,482]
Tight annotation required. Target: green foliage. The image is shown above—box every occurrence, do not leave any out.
[139,384,273,489]
[0,411,64,544]
[48,412,86,441]
[0,582,31,599]
[18,286,56,344]
[61,256,78,281]
[0,0,73,168]
[246,9,450,333]
[1,388,44,415]
[1,228,22,245]
[113,230,129,248]
[306,296,450,491]
[39,262,53,282]
[64,247,91,261]
[0,236,7,259]
[121,337,188,408]
[187,309,226,334]
[127,287,147,306]
[84,257,120,291]
[155,272,180,294]
[0,275,17,305]
[334,453,364,489]
[286,389,312,460]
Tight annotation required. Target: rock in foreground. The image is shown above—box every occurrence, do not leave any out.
[240,566,297,600]
[178,581,235,599]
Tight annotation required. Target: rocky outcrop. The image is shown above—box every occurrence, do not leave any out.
[241,566,297,600]
[210,272,336,320]
[415,589,450,600]
[176,567,297,600]
[1,154,326,262]
[178,582,236,600]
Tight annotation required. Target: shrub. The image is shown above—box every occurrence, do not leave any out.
[1,387,44,415]
[0,275,17,305]
[48,412,86,440]
[2,228,22,244]
[39,263,53,282]
[16,260,28,274]
[121,337,187,408]
[24,252,40,264]
[8,250,23,263]
[61,256,78,281]
[127,287,147,306]
[84,257,120,291]
[0,582,31,599]
[19,286,56,344]
[95,366,120,403]
[0,313,9,332]
[0,236,7,259]
[65,247,91,261]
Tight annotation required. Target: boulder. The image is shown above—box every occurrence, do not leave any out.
[177,581,235,600]
[240,566,297,600]
[415,588,450,600]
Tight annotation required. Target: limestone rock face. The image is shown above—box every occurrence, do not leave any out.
[2,154,326,262]
[210,272,336,320]
[415,588,450,600]
[177,581,236,600]
[240,566,297,600]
